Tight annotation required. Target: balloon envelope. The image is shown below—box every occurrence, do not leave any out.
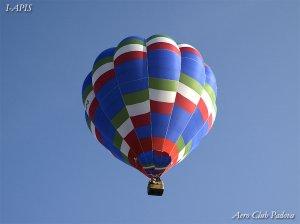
[82,35,217,178]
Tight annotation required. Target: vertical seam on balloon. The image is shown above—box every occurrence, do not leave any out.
[157,40,181,173]
[97,86,118,101]
[113,44,152,178]
[158,87,179,172]
[145,38,155,177]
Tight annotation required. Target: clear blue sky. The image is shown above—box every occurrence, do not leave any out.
[1,1,299,223]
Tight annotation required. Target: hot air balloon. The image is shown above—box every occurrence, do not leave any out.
[82,35,217,196]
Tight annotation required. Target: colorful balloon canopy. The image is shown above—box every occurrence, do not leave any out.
[82,34,217,178]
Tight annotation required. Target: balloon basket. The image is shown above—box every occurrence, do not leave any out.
[147,178,164,196]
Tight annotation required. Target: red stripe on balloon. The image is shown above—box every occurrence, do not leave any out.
[93,70,115,93]
[175,93,196,113]
[198,98,208,121]
[162,138,178,155]
[164,150,179,173]
[140,138,152,151]
[114,51,146,66]
[152,137,178,155]
[180,47,203,59]
[150,100,173,115]
[88,99,99,120]
[147,42,180,55]
[131,112,150,128]
[152,137,164,151]
[124,131,143,154]
[170,149,179,163]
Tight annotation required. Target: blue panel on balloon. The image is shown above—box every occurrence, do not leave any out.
[165,106,191,143]
[115,60,148,84]
[93,108,116,140]
[102,139,124,162]
[181,58,205,84]
[135,125,151,139]
[148,50,180,80]
[119,78,148,94]
[205,65,217,94]
[138,151,154,166]
[182,109,204,143]
[153,152,171,168]
[151,113,170,137]
[190,122,208,153]
[100,89,124,118]
[96,78,117,101]
[181,51,202,63]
